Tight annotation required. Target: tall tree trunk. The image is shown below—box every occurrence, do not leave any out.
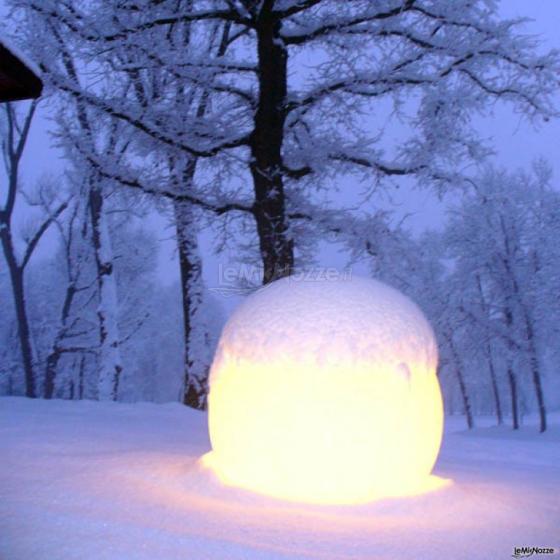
[43,352,60,399]
[44,279,77,398]
[78,354,85,399]
[168,23,230,408]
[251,5,294,284]
[506,364,519,430]
[500,230,546,431]
[504,307,519,430]
[52,34,123,401]
[0,102,38,398]
[475,275,503,425]
[454,362,474,430]
[523,311,547,432]
[486,348,503,425]
[174,197,207,409]
[0,227,36,398]
[89,185,123,400]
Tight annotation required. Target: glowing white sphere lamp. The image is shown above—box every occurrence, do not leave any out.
[203,275,447,504]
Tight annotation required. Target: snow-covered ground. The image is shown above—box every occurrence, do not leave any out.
[1,397,558,560]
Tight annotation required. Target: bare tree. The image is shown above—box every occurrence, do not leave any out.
[446,168,553,431]
[48,27,126,401]
[0,102,68,397]
[12,0,559,284]
[43,197,96,399]
[7,0,560,413]
[474,274,503,425]
[441,329,474,429]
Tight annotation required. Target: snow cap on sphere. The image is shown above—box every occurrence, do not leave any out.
[210,275,437,383]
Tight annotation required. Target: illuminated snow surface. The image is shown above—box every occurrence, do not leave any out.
[1,397,559,560]
[205,276,445,504]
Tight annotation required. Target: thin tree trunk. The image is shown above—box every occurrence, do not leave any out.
[475,275,503,424]
[0,102,38,398]
[53,35,123,402]
[0,228,36,397]
[251,5,294,284]
[446,332,474,429]
[78,354,85,399]
[499,223,546,431]
[506,364,519,430]
[523,313,547,432]
[174,196,206,409]
[487,349,503,425]
[43,352,59,399]
[89,185,123,400]
[44,280,76,398]
[504,307,519,430]
[168,23,232,409]
[455,363,474,429]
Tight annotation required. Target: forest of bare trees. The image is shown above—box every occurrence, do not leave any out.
[1,1,559,431]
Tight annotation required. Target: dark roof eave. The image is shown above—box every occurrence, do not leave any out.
[0,44,43,102]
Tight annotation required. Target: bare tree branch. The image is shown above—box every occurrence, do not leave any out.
[21,199,69,270]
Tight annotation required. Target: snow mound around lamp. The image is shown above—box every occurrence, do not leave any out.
[202,275,448,505]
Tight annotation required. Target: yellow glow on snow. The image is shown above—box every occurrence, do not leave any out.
[203,277,448,505]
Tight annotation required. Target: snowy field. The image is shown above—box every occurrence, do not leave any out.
[1,397,559,560]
